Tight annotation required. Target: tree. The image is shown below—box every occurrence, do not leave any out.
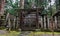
[0,0,5,15]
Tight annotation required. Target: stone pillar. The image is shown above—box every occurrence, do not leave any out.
[16,17,19,29]
[44,16,46,29]
[47,18,50,29]
[13,18,16,29]
[41,16,43,28]
[8,18,11,31]
[55,16,57,29]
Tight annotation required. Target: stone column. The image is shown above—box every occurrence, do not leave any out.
[16,17,19,29]
[13,18,16,29]
[41,16,43,28]
[47,18,50,29]
[55,16,57,29]
[8,18,11,31]
[44,16,46,29]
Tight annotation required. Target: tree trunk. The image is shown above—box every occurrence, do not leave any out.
[31,0,36,8]
[6,13,10,21]
[0,0,5,15]
[19,0,24,29]
[20,0,24,9]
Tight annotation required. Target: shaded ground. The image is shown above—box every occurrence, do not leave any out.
[0,30,7,35]
[0,30,20,36]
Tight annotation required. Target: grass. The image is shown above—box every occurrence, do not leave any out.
[29,31,60,36]
[0,31,60,36]
[33,32,60,34]
[0,31,21,36]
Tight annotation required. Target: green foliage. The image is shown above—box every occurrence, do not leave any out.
[8,9,17,16]
[5,0,19,16]
[5,0,56,17]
